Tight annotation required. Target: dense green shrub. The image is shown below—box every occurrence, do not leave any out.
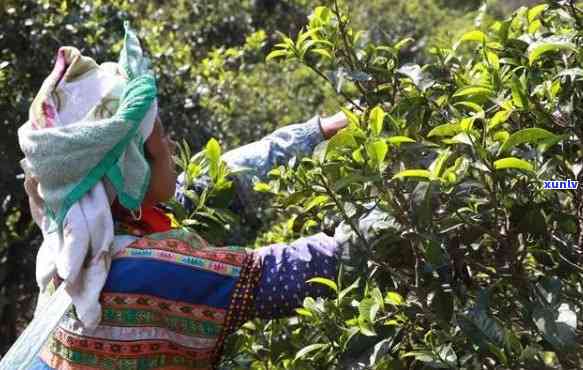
[1,1,570,368]
[216,1,583,368]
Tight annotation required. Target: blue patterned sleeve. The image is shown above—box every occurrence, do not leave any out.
[175,116,325,212]
[250,232,340,319]
[221,115,324,208]
[221,115,324,183]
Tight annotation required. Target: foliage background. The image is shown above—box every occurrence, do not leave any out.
[1,0,575,369]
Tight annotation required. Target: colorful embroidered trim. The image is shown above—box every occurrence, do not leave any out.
[211,252,263,368]
[100,293,226,323]
[42,330,215,370]
[117,248,242,278]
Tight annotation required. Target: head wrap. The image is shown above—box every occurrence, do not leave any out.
[18,22,157,329]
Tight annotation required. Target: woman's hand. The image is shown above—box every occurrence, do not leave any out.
[320,111,348,139]
[333,204,401,267]
[24,175,45,227]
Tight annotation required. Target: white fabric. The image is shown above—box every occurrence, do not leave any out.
[35,183,113,329]
[54,63,156,140]
[31,64,156,330]
[33,191,140,330]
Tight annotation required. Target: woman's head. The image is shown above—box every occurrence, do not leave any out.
[143,117,178,206]
[20,22,173,227]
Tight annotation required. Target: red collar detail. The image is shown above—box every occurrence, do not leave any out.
[111,200,172,236]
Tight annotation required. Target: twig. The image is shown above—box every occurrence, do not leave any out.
[317,173,371,252]
[305,61,364,112]
[331,0,370,104]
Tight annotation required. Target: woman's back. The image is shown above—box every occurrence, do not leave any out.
[38,228,261,370]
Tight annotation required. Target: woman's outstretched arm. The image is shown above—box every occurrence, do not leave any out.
[175,113,348,212]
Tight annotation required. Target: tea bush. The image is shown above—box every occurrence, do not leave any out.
[216,1,583,368]
[1,1,577,368]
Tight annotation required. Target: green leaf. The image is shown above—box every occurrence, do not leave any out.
[359,322,377,337]
[313,6,331,23]
[441,156,469,184]
[392,169,435,181]
[411,181,433,227]
[366,139,388,164]
[369,105,385,136]
[205,138,221,163]
[206,138,221,179]
[458,30,487,44]
[538,133,565,153]
[352,147,365,163]
[266,49,289,62]
[297,28,317,46]
[494,157,534,172]
[430,149,451,178]
[326,130,357,156]
[499,128,560,153]
[449,132,474,146]
[424,240,448,268]
[460,117,475,131]
[295,308,313,317]
[511,75,528,109]
[385,292,404,306]
[428,123,462,138]
[528,19,542,34]
[488,109,512,130]
[432,290,454,325]
[459,310,505,349]
[371,287,385,311]
[493,130,510,143]
[294,343,328,360]
[311,48,332,59]
[527,4,547,23]
[304,195,329,212]
[402,351,435,363]
[370,302,380,322]
[386,136,416,144]
[307,277,338,293]
[359,298,378,324]
[339,278,360,301]
[486,51,500,70]
[454,101,484,115]
[453,86,492,98]
[340,107,360,126]
[394,37,414,50]
[253,182,272,193]
[528,39,578,65]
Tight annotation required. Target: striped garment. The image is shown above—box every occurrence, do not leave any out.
[33,229,341,370]
[38,228,262,370]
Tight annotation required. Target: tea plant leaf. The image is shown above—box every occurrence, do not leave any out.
[499,128,560,153]
[494,157,534,172]
[307,277,338,293]
[528,39,578,65]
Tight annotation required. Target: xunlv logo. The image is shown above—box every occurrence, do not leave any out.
[543,180,579,190]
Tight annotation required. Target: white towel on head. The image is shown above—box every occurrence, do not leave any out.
[26,61,157,331]
[21,23,158,331]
